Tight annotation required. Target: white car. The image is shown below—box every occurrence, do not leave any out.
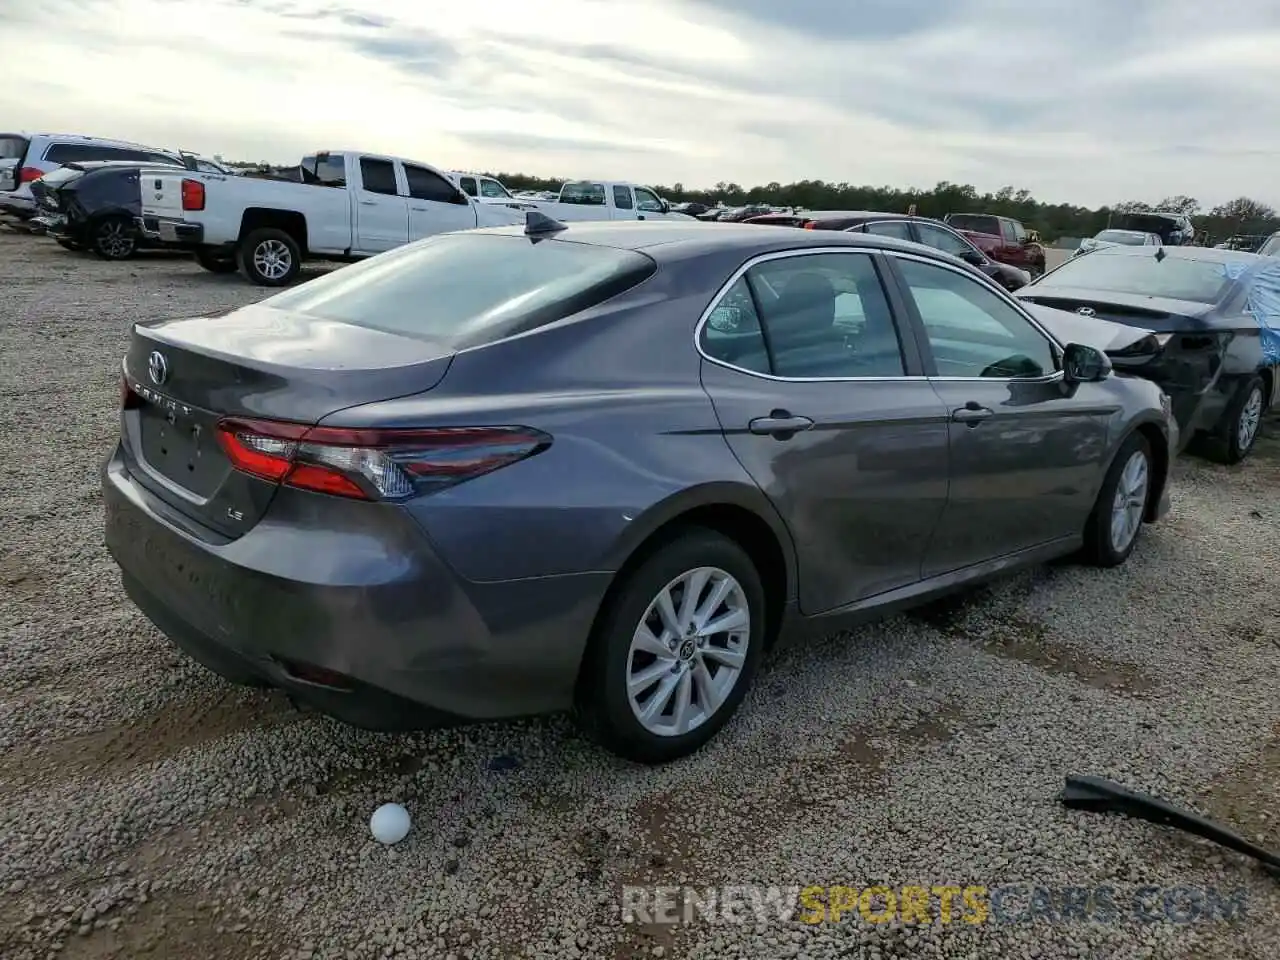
[1074,229,1163,257]
[0,132,223,218]
[532,180,695,222]
[447,171,538,210]
[137,149,526,285]
[1259,231,1280,257]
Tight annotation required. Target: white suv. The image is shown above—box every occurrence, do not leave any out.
[0,133,221,218]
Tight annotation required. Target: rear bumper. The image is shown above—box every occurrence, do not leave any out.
[0,191,35,217]
[102,444,607,729]
[137,215,204,247]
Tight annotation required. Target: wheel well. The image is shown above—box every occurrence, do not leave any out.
[585,504,789,659]
[1135,422,1169,521]
[1261,366,1275,408]
[239,208,308,252]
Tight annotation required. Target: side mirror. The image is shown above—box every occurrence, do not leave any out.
[660,199,670,214]
[1062,343,1111,383]
[960,249,986,266]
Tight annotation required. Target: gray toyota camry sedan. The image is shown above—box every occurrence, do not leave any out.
[104,218,1177,764]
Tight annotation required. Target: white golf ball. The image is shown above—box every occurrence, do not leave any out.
[370,803,411,845]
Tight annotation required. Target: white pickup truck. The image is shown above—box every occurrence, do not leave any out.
[532,180,693,222]
[137,150,524,285]
[447,171,538,211]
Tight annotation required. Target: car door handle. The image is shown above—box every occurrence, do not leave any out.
[749,413,814,437]
[637,214,646,220]
[952,403,994,425]
[410,206,426,212]
[359,199,377,206]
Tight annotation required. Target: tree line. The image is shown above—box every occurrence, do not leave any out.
[490,173,1279,244]
[224,159,1278,244]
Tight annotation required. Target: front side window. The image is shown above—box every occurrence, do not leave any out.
[897,258,1056,379]
[915,222,976,258]
[612,185,634,210]
[747,253,905,378]
[359,158,399,196]
[479,178,509,199]
[1012,221,1027,243]
[405,164,464,204]
[865,220,912,241]
[1260,234,1280,257]
[1000,220,1018,243]
[634,187,662,211]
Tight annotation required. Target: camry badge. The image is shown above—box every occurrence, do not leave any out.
[1076,307,1096,317]
[148,350,169,385]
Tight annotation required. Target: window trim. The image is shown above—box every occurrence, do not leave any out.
[861,219,916,242]
[693,247,927,383]
[881,250,1065,384]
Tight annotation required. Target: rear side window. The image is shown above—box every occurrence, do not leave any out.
[44,143,104,163]
[612,185,633,210]
[1035,252,1231,304]
[458,176,478,196]
[947,214,999,236]
[865,220,912,241]
[359,158,398,196]
[302,154,347,187]
[262,233,657,349]
[700,276,769,374]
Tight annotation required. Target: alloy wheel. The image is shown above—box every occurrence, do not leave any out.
[1237,387,1263,452]
[1109,450,1149,553]
[253,239,293,281]
[97,220,134,258]
[625,566,750,738]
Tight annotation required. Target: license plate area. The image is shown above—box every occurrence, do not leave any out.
[159,222,179,241]
[137,400,227,497]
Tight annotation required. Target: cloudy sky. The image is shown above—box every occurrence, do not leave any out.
[2,0,1278,209]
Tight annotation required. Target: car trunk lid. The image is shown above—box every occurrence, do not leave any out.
[122,304,454,537]
[1016,288,1213,332]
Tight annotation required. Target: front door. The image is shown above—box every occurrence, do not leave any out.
[698,250,950,614]
[885,253,1109,577]
[402,163,478,241]
[353,155,409,253]
[633,186,667,221]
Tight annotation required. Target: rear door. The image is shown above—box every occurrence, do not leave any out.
[0,133,28,191]
[698,249,950,614]
[352,155,408,253]
[612,184,636,220]
[403,162,477,240]
[884,251,1109,576]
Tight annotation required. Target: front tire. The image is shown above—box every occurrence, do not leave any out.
[90,216,137,260]
[574,529,766,764]
[1083,432,1152,567]
[238,227,301,286]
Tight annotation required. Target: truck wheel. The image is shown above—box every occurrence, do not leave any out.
[238,228,301,286]
[194,250,239,274]
[91,216,138,261]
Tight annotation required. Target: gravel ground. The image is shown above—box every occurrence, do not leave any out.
[1,226,1278,960]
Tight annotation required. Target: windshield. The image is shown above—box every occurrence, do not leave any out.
[1095,230,1148,245]
[1034,252,1231,304]
[263,233,656,348]
[1260,235,1280,258]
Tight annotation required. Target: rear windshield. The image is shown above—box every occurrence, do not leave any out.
[1095,230,1148,245]
[1034,252,1231,304]
[559,182,607,205]
[946,214,999,235]
[262,233,656,348]
[0,135,28,159]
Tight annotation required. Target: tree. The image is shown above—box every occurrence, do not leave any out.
[1209,197,1276,222]
[1157,195,1200,215]
[1113,200,1152,213]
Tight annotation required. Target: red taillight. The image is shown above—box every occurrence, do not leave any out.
[802,221,816,230]
[214,419,550,501]
[180,178,205,211]
[18,167,44,184]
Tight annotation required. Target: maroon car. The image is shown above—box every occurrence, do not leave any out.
[944,214,1046,278]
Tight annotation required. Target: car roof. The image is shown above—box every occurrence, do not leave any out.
[471,219,963,263]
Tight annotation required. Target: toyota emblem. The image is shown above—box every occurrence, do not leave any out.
[148,350,169,385]
[1075,307,1096,317]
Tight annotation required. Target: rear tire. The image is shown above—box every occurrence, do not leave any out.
[237,227,301,286]
[90,216,137,261]
[1193,376,1265,465]
[194,249,239,274]
[1082,432,1152,567]
[574,529,766,764]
